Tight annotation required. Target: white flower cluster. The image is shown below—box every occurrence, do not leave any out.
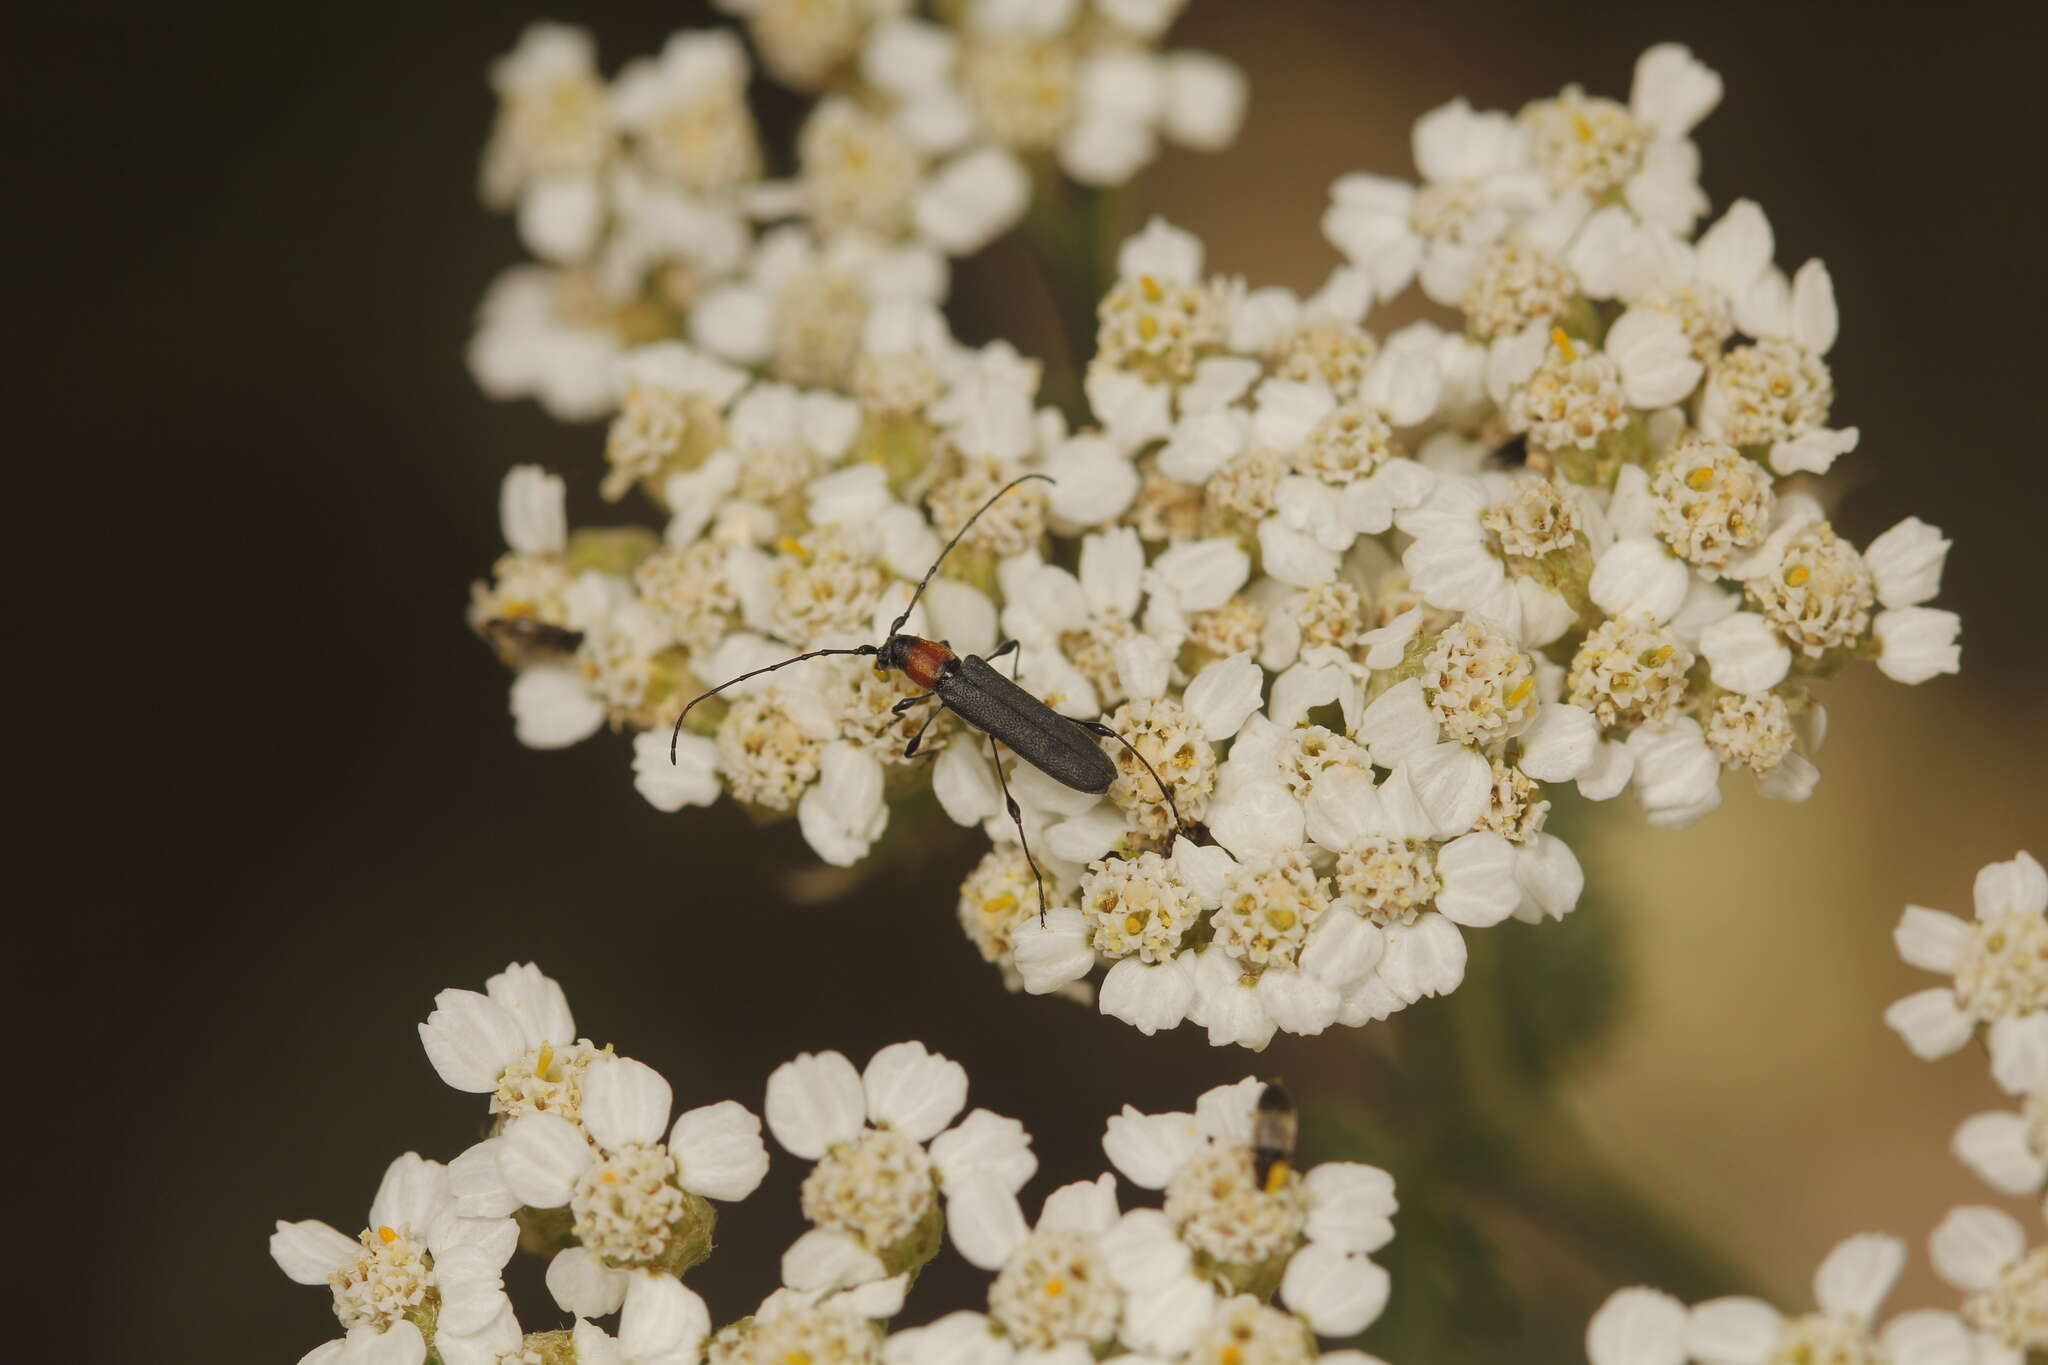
[471,41,1963,1051]
[1586,852,2047,1365]
[467,8,1245,420]
[271,966,1397,1365]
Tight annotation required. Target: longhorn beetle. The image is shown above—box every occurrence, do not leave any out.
[670,473,1186,922]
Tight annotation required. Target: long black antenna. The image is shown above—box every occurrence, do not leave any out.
[889,473,1053,638]
[669,645,877,763]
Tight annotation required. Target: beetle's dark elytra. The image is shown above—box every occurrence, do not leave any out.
[939,655,1117,795]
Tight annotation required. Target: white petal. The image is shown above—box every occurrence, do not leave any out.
[1699,612,1791,694]
[500,465,566,555]
[1183,651,1264,742]
[1878,1310,1974,1365]
[1789,258,1839,355]
[270,1220,360,1284]
[933,740,1000,827]
[1357,678,1437,767]
[1148,538,1250,613]
[1813,1232,1905,1321]
[547,1246,628,1317]
[881,1312,1007,1365]
[1990,1014,2048,1096]
[1119,1269,1216,1356]
[1303,1162,1398,1253]
[765,1051,868,1159]
[1280,1243,1390,1337]
[782,1226,886,1291]
[1258,518,1341,588]
[863,1041,969,1141]
[1376,914,1466,1002]
[1864,517,1950,609]
[1435,832,1520,928]
[1012,907,1097,994]
[581,1055,673,1152]
[1162,51,1247,150]
[510,665,607,749]
[619,1272,711,1363]
[1099,957,1195,1035]
[1518,702,1598,781]
[518,173,602,262]
[930,1108,1037,1192]
[1894,907,1970,974]
[1256,969,1340,1036]
[1206,779,1306,863]
[369,1153,449,1236]
[446,1139,522,1219]
[1631,43,1722,136]
[798,743,889,867]
[1685,1297,1782,1365]
[670,1101,770,1201]
[914,147,1029,254]
[1768,426,1859,477]
[1397,743,1493,838]
[1514,833,1584,922]
[1952,1110,2046,1197]
[1590,538,1690,625]
[1101,1107,1203,1189]
[1190,951,1278,1049]
[1587,1288,1689,1365]
[1873,607,1961,685]
[1975,850,2048,918]
[1300,910,1385,989]
[1884,988,1974,1060]
[945,1176,1031,1269]
[1578,737,1635,801]
[419,990,526,1093]
[497,1112,590,1209]
[1928,1206,2024,1291]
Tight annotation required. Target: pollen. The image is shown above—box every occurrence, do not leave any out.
[1506,677,1536,708]
[376,1226,399,1244]
[1572,112,1594,142]
[534,1041,554,1078]
[1043,1277,1065,1297]
[1124,913,1145,935]
[1784,565,1811,587]
[1686,464,1717,490]
[1263,1161,1292,1194]
[1140,274,1163,302]
[1138,314,1160,341]
[775,536,811,560]
[1550,326,1576,361]
[984,893,1018,917]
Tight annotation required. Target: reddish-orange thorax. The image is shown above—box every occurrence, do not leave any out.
[901,638,957,690]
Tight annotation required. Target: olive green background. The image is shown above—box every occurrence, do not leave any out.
[16,1,2045,1360]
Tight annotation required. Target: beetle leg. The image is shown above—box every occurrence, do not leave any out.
[902,700,946,759]
[891,693,935,716]
[1077,720,1188,836]
[988,733,1048,926]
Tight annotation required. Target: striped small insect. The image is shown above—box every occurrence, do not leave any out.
[670,473,1186,921]
[1251,1080,1299,1194]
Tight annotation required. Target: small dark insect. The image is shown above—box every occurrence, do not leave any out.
[481,617,585,664]
[1251,1079,1298,1194]
[670,473,1187,922]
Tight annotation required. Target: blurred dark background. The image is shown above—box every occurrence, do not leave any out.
[16,2,2045,1360]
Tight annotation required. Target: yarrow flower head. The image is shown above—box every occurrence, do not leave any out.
[1102,1078,1396,1338]
[1587,1233,1976,1365]
[270,1154,521,1365]
[766,1042,1037,1290]
[1887,851,2048,1096]
[462,30,1964,1056]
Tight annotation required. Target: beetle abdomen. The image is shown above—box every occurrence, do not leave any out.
[941,657,1117,795]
